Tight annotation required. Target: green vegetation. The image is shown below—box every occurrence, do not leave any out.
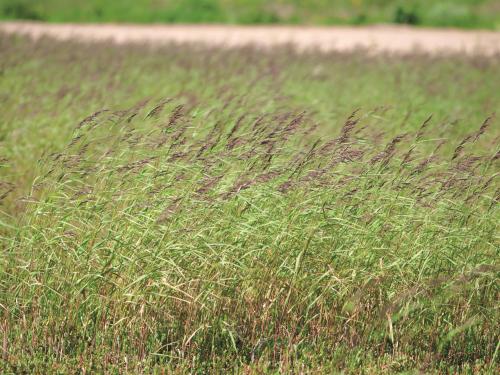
[1,34,499,372]
[1,0,500,29]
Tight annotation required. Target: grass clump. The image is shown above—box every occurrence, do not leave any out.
[0,35,499,373]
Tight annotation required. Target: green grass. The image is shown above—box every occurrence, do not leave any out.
[1,0,500,29]
[0,34,499,373]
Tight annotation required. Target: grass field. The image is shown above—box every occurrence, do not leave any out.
[0,34,499,373]
[1,0,500,29]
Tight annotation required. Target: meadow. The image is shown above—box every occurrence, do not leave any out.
[0,34,499,373]
[1,0,500,29]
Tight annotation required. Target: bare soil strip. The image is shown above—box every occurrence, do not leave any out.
[1,21,500,55]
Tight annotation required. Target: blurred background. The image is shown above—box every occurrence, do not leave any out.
[0,0,499,29]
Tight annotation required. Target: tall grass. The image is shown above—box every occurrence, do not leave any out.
[0,34,499,373]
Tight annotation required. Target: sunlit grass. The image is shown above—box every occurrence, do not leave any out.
[1,0,500,29]
[0,35,499,373]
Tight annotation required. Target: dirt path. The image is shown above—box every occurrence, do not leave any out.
[1,21,500,55]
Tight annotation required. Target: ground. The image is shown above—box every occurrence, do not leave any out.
[2,22,500,55]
